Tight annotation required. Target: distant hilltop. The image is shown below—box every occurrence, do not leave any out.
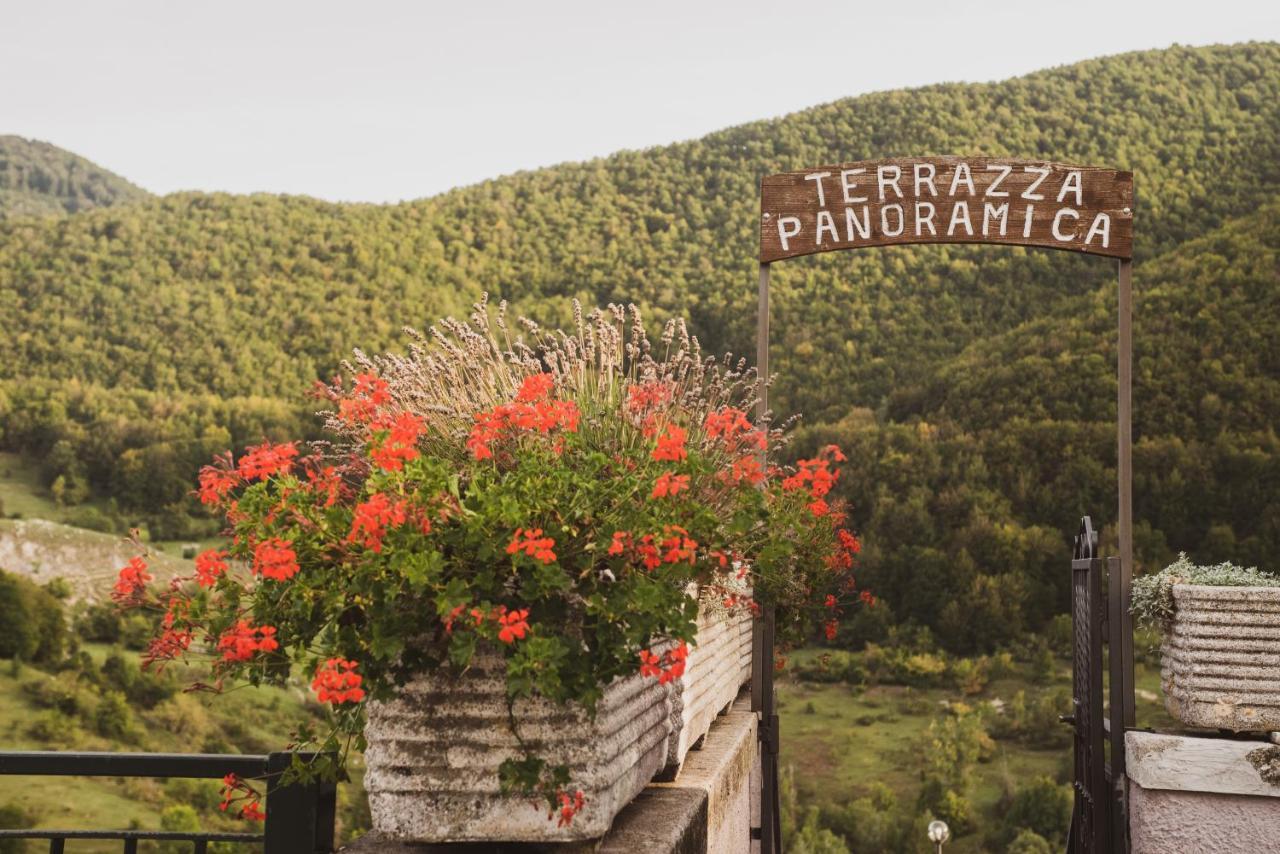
[0,135,150,218]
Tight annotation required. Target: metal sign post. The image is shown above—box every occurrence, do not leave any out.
[751,157,1135,853]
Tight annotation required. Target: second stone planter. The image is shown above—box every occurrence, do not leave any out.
[1161,584,1280,731]
[363,651,673,842]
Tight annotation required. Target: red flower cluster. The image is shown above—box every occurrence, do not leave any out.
[195,549,229,588]
[145,625,194,668]
[495,607,531,644]
[554,789,586,827]
[507,528,557,563]
[782,444,845,516]
[217,620,279,662]
[312,658,366,704]
[237,441,298,482]
[621,525,699,570]
[220,773,265,822]
[304,464,345,508]
[638,642,688,684]
[607,530,631,556]
[111,557,151,604]
[371,412,425,472]
[652,424,688,462]
[626,380,671,415]
[198,465,240,506]
[467,373,580,460]
[704,407,766,451]
[724,454,765,486]
[252,538,299,581]
[347,493,429,553]
[339,373,392,425]
[651,471,689,499]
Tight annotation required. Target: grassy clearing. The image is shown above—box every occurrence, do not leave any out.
[778,647,1174,852]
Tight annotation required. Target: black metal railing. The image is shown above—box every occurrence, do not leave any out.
[0,751,336,853]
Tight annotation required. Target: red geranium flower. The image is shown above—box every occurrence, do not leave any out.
[507,528,557,563]
[496,607,531,644]
[216,621,279,662]
[652,424,688,462]
[111,556,151,605]
[311,658,365,704]
[194,549,229,588]
[651,472,689,499]
[252,538,299,581]
[237,441,298,481]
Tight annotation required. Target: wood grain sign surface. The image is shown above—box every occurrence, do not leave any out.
[760,157,1132,262]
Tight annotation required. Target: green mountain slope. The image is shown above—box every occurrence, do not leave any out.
[0,136,150,218]
[0,42,1278,647]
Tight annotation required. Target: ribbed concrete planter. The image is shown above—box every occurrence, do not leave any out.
[363,651,673,842]
[661,601,754,778]
[1161,584,1280,731]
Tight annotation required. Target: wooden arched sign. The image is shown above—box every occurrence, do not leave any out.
[751,160,1136,854]
[759,157,1133,262]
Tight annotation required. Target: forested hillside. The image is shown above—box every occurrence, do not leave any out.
[0,136,149,218]
[1,42,1277,650]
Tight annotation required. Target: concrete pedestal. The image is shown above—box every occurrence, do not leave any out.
[1127,730,1280,853]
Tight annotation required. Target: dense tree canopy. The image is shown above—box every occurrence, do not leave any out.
[1,42,1278,650]
[0,136,149,218]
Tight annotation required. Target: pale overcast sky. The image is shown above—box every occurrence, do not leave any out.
[4,1,1277,203]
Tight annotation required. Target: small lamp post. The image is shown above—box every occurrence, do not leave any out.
[927,819,951,853]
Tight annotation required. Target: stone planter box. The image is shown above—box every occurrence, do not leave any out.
[1160,584,1280,731]
[661,602,754,778]
[363,651,673,842]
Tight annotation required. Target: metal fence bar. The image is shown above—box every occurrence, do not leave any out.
[0,751,270,778]
[0,750,333,852]
[1068,517,1111,854]
[264,752,337,853]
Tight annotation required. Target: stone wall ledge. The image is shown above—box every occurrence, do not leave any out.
[343,689,758,854]
[1127,730,1280,854]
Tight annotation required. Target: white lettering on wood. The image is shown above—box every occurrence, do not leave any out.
[804,172,831,207]
[1058,170,1083,205]
[881,203,905,237]
[947,201,974,236]
[840,169,868,204]
[984,164,1012,197]
[877,165,903,201]
[1052,208,1080,241]
[915,201,937,236]
[949,162,976,196]
[1022,166,1050,200]
[777,216,802,251]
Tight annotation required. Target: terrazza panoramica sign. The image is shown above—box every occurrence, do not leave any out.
[759,157,1133,262]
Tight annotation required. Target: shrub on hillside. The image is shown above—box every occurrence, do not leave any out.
[22,671,89,716]
[948,656,990,695]
[101,650,177,709]
[0,569,66,664]
[1007,829,1053,854]
[63,504,123,534]
[76,603,123,643]
[94,690,134,740]
[999,776,1071,847]
[27,709,80,746]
